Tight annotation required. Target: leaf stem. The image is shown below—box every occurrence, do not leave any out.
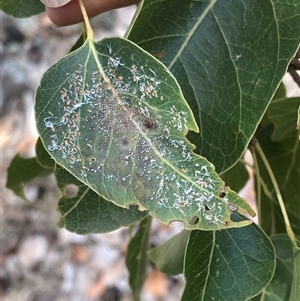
[77,0,108,82]
[255,142,298,247]
[78,0,94,40]
[252,152,262,226]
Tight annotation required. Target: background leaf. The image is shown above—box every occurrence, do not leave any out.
[0,0,44,18]
[181,214,275,301]
[36,137,55,170]
[263,234,294,301]
[55,166,147,234]
[148,229,190,275]
[35,36,255,230]
[221,161,249,193]
[128,0,300,172]
[256,125,300,237]
[255,82,300,236]
[253,82,300,298]
[6,153,53,200]
[126,216,151,301]
[249,234,297,301]
[69,33,86,53]
[290,246,300,301]
[267,85,300,141]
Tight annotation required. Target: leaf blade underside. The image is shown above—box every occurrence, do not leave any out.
[55,165,147,234]
[35,37,255,230]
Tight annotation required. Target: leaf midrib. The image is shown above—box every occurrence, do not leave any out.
[87,38,220,200]
[167,0,218,70]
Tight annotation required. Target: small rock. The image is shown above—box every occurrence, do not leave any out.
[18,235,49,268]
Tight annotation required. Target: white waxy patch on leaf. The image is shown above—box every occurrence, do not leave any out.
[35,37,255,230]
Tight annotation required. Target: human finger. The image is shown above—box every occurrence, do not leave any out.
[40,0,72,8]
[44,0,140,26]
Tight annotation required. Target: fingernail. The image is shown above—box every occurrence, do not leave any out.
[40,0,72,8]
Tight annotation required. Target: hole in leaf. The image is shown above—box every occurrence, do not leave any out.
[228,204,238,212]
[188,215,199,225]
[219,186,228,198]
[64,184,79,198]
[23,181,44,202]
[204,205,210,211]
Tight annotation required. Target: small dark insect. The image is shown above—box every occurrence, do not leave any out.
[142,118,157,130]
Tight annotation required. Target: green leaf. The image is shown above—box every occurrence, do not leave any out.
[35,36,255,231]
[290,245,300,301]
[267,87,300,141]
[126,216,151,301]
[254,83,300,235]
[259,82,287,128]
[69,33,86,53]
[181,214,276,301]
[128,0,300,172]
[36,137,55,170]
[221,161,249,193]
[250,234,299,301]
[255,123,300,236]
[264,234,294,301]
[0,0,44,18]
[6,153,53,200]
[55,165,147,234]
[148,229,190,275]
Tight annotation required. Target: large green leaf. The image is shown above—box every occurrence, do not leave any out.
[0,0,44,18]
[181,214,276,301]
[128,0,300,172]
[55,166,147,234]
[126,216,151,301]
[6,153,53,200]
[35,36,255,230]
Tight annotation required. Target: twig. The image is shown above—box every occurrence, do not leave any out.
[255,142,299,248]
